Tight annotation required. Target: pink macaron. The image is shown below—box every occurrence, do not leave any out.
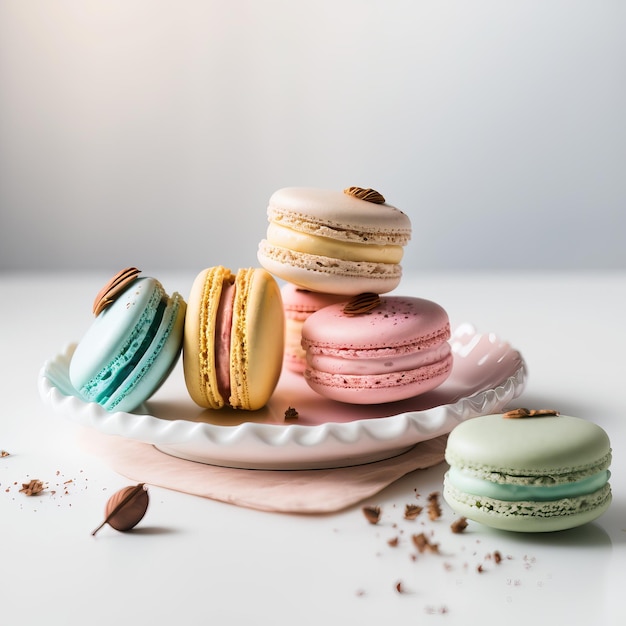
[301,295,453,404]
[281,282,347,373]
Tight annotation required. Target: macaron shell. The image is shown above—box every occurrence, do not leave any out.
[443,478,612,533]
[257,243,402,295]
[267,187,411,245]
[302,297,451,352]
[229,268,284,410]
[183,266,232,409]
[281,283,347,373]
[304,353,453,404]
[445,414,612,481]
[281,282,348,319]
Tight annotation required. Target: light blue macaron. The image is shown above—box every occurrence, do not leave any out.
[69,274,186,412]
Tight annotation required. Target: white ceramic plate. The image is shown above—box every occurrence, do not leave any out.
[38,323,527,469]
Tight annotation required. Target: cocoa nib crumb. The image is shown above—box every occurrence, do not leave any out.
[412,532,440,554]
[450,517,468,533]
[362,505,381,525]
[387,536,399,547]
[19,479,45,496]
[284,406,299,420]
[395,580,409,594]
[493,550,503,564]
[427,492,442,520]
[404,503,423,520]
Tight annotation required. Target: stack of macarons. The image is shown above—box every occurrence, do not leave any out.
[257,185,454,405]
[69,185,456,413]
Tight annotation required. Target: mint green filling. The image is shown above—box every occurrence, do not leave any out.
[447,467,610,502]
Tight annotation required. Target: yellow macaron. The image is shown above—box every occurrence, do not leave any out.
[183,266,284,410]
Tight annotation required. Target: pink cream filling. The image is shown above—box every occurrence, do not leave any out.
[306,342,451,376]
[214,279,236,401]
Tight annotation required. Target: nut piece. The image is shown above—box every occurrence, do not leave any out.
[404,504,423,520]
[362,505,381,524]
[343,186,386,204]
[450,517,468,533]
[427,492,442,521]
[92,483,149,535]
[503,408,560,419]
[19,479,45,496]
[411,532,440,554]
[92,267,141,316]
[342,292,381,316]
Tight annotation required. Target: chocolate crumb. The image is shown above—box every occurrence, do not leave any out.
[387,536,399,547]
[362,505,381,525]
[284,406,299,420]
[450,517,468,533]
[395,580,407,594]
[427,492,442,520]
[19,479,45,496]
[1,450,9,457]
[494,550,502,564]
[412,532,440,554]
[404,503,423,520]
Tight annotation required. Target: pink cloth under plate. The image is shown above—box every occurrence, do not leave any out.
[78,428,447,514]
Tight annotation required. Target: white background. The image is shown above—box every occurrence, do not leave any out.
[1,0,624,272]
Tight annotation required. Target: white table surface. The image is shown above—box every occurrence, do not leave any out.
[1,270,624,625]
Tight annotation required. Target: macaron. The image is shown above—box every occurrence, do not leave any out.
[443,410,612,532]
[257,186,412,295]
[183,266,284,410]
[69,268,186,413]
[281,282,347,373]
[301,294,453,404]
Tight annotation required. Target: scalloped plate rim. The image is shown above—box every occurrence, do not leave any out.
[38,323,527,469]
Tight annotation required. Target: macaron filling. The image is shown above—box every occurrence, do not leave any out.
[78,287,168,406]
[214,277,236,402]
[306,342,452,375]
[266,222,404,264]
[107,293,184,411]
[446,467,611,503]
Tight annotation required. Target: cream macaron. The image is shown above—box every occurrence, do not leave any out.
[183,266,284,410]
[257,186,412,295]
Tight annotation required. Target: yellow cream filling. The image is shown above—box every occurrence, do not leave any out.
[266,222,404,264]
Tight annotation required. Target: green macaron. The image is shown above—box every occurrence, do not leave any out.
[443,411,612,532]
